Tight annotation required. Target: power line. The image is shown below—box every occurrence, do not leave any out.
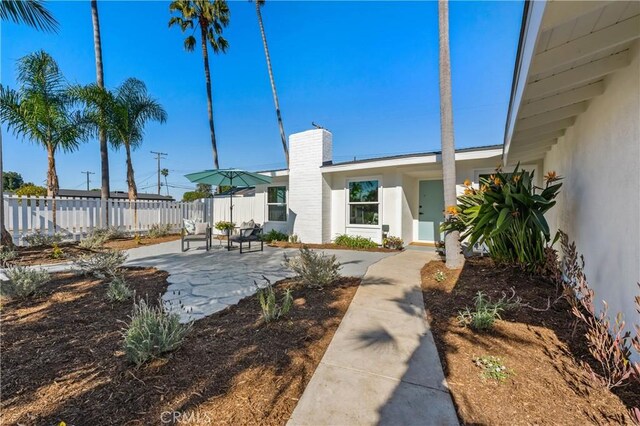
[150,151,167,195]
[80,171,95,191]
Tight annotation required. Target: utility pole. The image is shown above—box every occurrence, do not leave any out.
[81,171,95,191]
[150,151,167,195]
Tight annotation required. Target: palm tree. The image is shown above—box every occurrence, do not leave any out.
[0,0,58,31]
[169,0,229,169]
[251,0,288,167]
[161,168,169,195]
[0,51,86,229]
[438,0,463,269]
[91,0,110,222]
[0,0,58,247]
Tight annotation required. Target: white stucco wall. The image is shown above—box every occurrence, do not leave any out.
[543,42,640,331]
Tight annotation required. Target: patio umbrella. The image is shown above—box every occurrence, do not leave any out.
[184,169,272,249]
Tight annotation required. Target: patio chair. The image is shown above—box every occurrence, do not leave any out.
[229,221,264,254]
[181,220,211,252]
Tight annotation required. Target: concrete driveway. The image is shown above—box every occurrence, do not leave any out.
[125,240,393,322]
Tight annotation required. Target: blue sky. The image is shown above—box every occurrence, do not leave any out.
[1,0,523,199]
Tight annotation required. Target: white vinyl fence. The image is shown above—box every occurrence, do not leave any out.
[3,195,257,246]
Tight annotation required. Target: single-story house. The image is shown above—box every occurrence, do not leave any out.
[503,1,639,338]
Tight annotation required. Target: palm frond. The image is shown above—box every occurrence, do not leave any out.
[0,0,58,32]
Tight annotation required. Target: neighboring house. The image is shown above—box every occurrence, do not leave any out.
[57,189,175,201]
[503,1,639,334]
[248,129,517,245]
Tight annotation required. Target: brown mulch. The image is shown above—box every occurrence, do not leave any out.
[421,257,639,425]
[9,235,181,266]
[268,241,399,253]
[0,268,360,425]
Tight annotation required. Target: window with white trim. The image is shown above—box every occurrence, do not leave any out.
[267,186,287,222]
[348,180,379,225]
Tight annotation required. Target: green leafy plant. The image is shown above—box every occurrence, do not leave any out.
[23,230,63,247]
[79,227,125,249]
[382,236,404,250]
[473,355,513,381]
[147,223,172,239]
[261,229,289,243]
[75,250,128,279]
[284,246,341,289]
[51,243,64,259]
[106,276,133,302]
[0,247,18,267]
[1,266,50,298]
[441,165,562,270]
[256,276,293,322]
[457,290,520,331]
[434,271,446,283]
[214,221,235,233]
[288,234,299,244]
[334,234,378,249]
[122,298,191,367]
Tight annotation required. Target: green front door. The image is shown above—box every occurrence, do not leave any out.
[418,180,445,242]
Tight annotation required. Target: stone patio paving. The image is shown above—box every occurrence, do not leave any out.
[125,240,393,322]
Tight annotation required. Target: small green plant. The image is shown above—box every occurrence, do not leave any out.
[284,246,341,289]
[51,243,64,259]
[1,266,50,298]
[261,229,289,243]
[23,230,63,247]
[0,247,18,267]
[256,276,293,322]
[473,355,513,381]
[122,298,191,366]
[106,276,133,302]
[214,221,235,234]
[382,236,404,250]
[75,250,128,279]
[434,271,446,283]
[288,234,299,244]
[457,290,520,331]
[147,223,172,239]
[79,232,109,249]
[334,234,378,249]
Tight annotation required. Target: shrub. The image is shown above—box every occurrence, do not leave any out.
[23,230,63,247]
[457,290,520,331]
[382,236,404,250]
[473,355,513,381]
[106,276,133,302]
[51,243,64,259]
[122,298,191,366]
[0,247,17,267]
[1,266,50,298]
[256,276,293,322]
[434,271,446,283]
[261,229,289,243]
[288,234,299,244]
[79,227,125,249]
[334,234,378,249]
[560,232,639,389]
[284,246,341,289]
[147,223,172,239]
[76,250,128,279]
[441,165,562,270]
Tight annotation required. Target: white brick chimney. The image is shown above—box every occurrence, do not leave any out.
[288,129,332,243]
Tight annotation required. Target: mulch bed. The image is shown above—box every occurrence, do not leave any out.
[268,241,399,253]
[0,268,360,425]
[8,235,181,266]
[421,257,639,425]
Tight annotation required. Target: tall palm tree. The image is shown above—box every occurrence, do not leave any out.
[91,0,110,223]
[169,0,229,169]
[438,0,463,269]
[252,0,288,167]
[0,0,58,247]
[161,168,169,195]
[0,51,86,229]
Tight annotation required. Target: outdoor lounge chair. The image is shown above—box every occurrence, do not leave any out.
[181,220,211,252]
[229,222,263,254]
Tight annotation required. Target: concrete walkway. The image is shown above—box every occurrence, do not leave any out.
[288,250,459,426]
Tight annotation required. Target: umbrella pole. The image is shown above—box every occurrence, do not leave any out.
[228,175,233,251]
